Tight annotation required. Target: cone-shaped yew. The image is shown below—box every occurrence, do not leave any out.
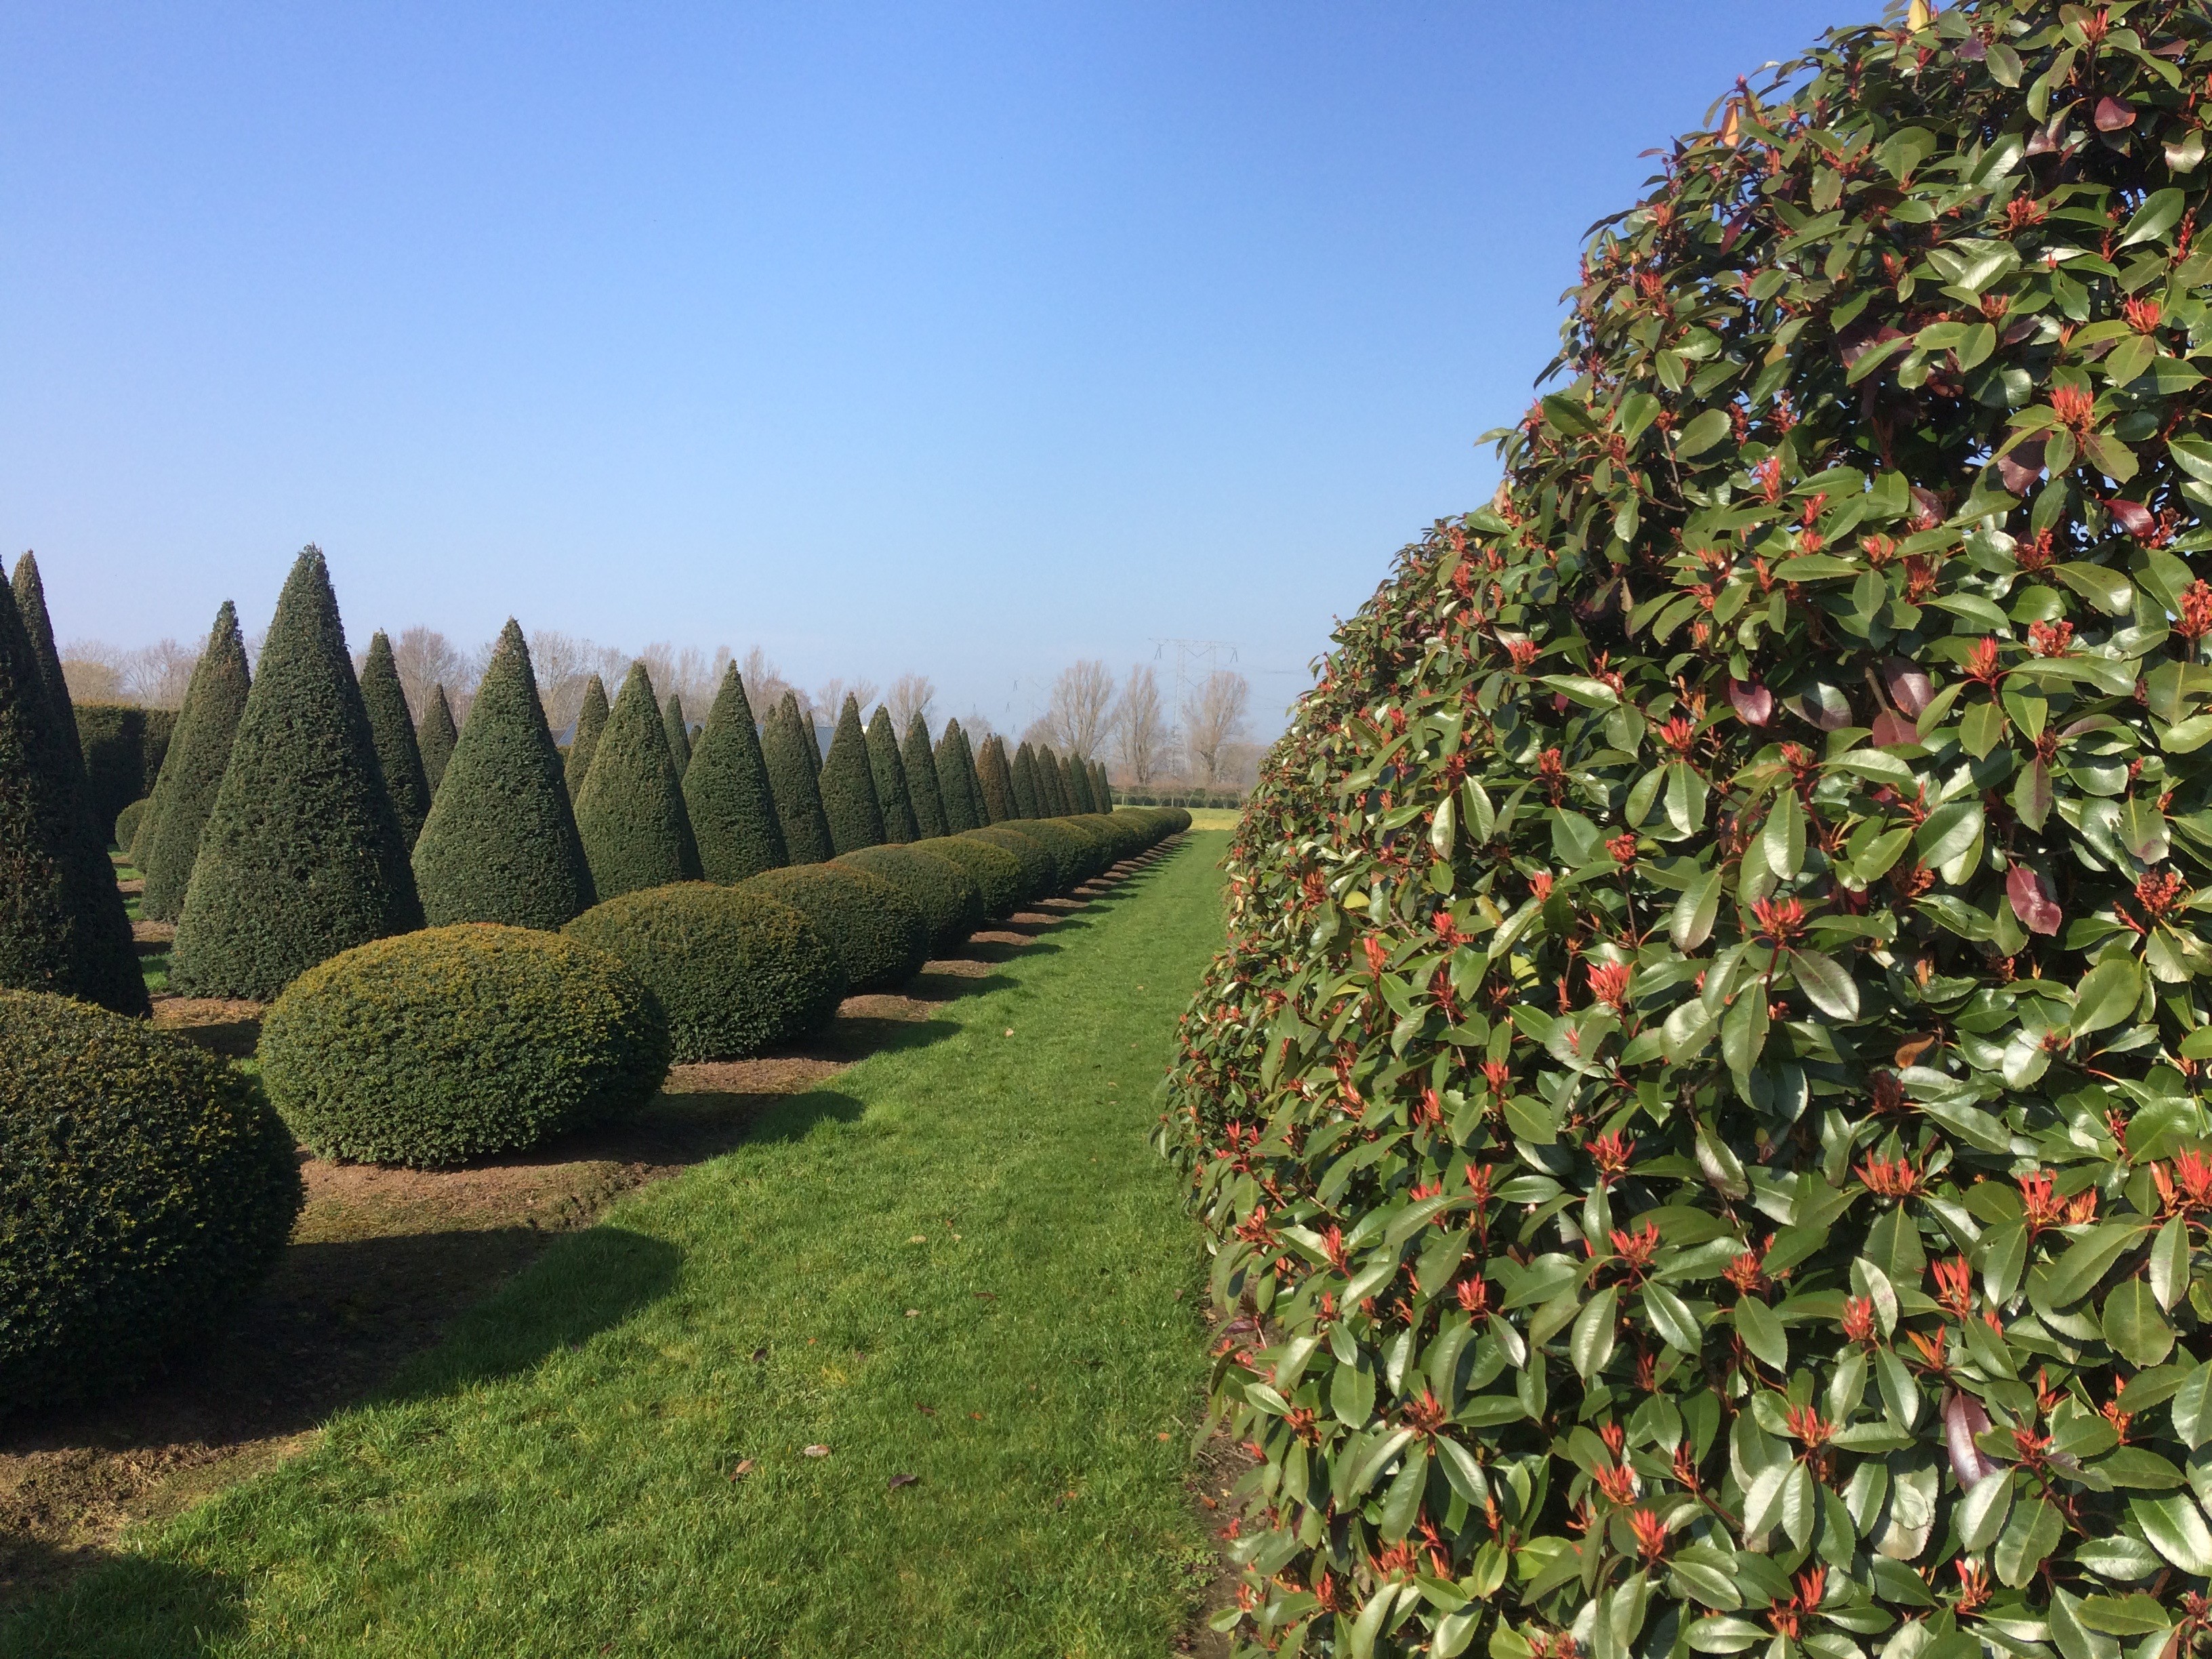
[0,579,148,1015]
[418,684,458,796]
[1064,752,1097,814]
[865,707,918,842]
[137,602,252,922]
[412,621,595,928]
[763,690,835,864]
[563,673,610,798]
[1033,743,1069,816]
[663,693,692,777]
[935,720,979,832]
[10,552,82,779]
[684,666,787,882]
[171,548,422,999]
[818,695,886,855]
[1092,758,1111,809]
[976,735,1016,823]
[1011,741,1044,819]
[361,631,432,846]
[573,662,701,900]
[902,712,947,838]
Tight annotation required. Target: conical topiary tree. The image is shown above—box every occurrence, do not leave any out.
[411,621,595,928]
[136,602,252,922]
[1161,9,2212,1652]
[563,673,610,798]
[0,577,148,1016]
[802,703,825,774]
[171,548,422,999]
[662,693,692,777]
[1033,743,1067,816]
[902,712,947,838]
[1090,758,1111,811]
[935,719,978,832]
[865,706,918,843]
[763,690,835,864]
[818,694,886,855]
[573,663,701,899]
[11,552,83,779]
[1010,741,1043,819]
[975,734,1015,823]
[417,683,458,796]
[1063,752,1095,814]
[360,631,432,847]
[684,666,787,882]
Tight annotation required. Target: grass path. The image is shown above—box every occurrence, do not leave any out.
[9,834,1230,1659]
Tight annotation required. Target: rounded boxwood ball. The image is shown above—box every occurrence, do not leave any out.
[834,844,983,955]
[744,864,928,993]
[113,796,150,854]
[260,924,670,1166]
[1,988,303,1413]
[566,884,845,1062]
[911,834,1025,920]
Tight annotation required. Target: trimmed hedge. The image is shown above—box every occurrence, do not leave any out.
[1011,742,1044,818]
[417,683,458,796]
[762,690,834,864]
[562,673,609,798]
[12,552,82,777]
[0,578,150,1017]
[818,694,886,855]
[901,712,947,838]
[567,883,844,1062]
[935,719,979,832]
[114,797,150,854]
[662,693,692,777]
[360,632,432,847]
[744,863,926,994]
[75,703,176,842]
[911,834,1025,920]
[994,819,1086,893]
[683,665,787,883]
[260,924,668,1167]
[171,548,423,1000]
[0,988,302,1412]
[413,620,596,930]
[137,601,251,920]
[834,843,982,956]
[865,705,918,844]
[959,824,1056,906]
[573,661,702,900]
[975,735,1015,823]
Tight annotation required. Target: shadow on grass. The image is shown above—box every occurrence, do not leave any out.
[0,1545,246,1659]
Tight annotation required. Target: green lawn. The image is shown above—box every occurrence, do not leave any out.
[11,833,1229,1659]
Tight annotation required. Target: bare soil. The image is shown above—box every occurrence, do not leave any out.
[0,856,1176,1605]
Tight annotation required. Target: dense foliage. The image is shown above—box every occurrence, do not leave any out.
[764,689,836,864]
[171,548,422,1000]
[360,631,432,847]
[663,692,693,777]
[867,705,920,844]
[0,988,300,1411]
[136,601,251,919]
[75,703,175,842]
[113,797,149,853]
[904,712,949,838]
[418,682,458,797]
[564,673,610,799]
[11,552,83,779]
[1161,6,2212,1656]
[745,863,928,993]
[963,823,1060,905]
[565,882,844,1061]
[1012,741,1045,819]
[836,842,985,955]
[412,621,596,930]
[684,665,788,883]
[916,832,1028,918]
[260,924,668,1166]
[573,661,703,900]
[820,694,887,855]
[977,734,1017,823]
[0,580,149,1016]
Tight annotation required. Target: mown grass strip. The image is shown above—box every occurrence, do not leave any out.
[9,834,1229,1659]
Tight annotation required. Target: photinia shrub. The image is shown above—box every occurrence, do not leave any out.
[1161,5,2212,1657]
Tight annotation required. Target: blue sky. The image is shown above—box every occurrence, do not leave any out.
[3,2,1860,733]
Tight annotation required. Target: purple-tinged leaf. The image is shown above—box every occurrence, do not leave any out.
[1946,1390,2001,1487]
[1996,437,2045,494]
[1882,659,1933,716]
[2096,97,2137,133]
[1728,679,1772,726]
[2007,863,2062,936]
[1872,710,1918,748]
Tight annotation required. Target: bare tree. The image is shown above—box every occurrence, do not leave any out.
[639,642,720,718]
[58,649,123,703]
[390,627,473,720]
[813,676,879,723]
[962,710,998,743]
[1113,663,1169,784]
[1184,670,1250,786]
[886,672,936,731]
[1034,659,1118,759]
[57,640,196,706]
[529,630,624,734]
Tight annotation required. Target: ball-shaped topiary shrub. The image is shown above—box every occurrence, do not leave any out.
[1,989,302,1412]
[565,883,844,1061]
[960,824,1057,905]
[113,797,150,857]
[912,834,1027,919]
[260,925,668,1166]
[834,843,984,955]
[1162,9,2212,1656]
[998,819,1089,893]
[743,863,928,993]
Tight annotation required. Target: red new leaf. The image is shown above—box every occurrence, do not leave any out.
[1728,679,1772,726]
[2007,864,2062,936]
